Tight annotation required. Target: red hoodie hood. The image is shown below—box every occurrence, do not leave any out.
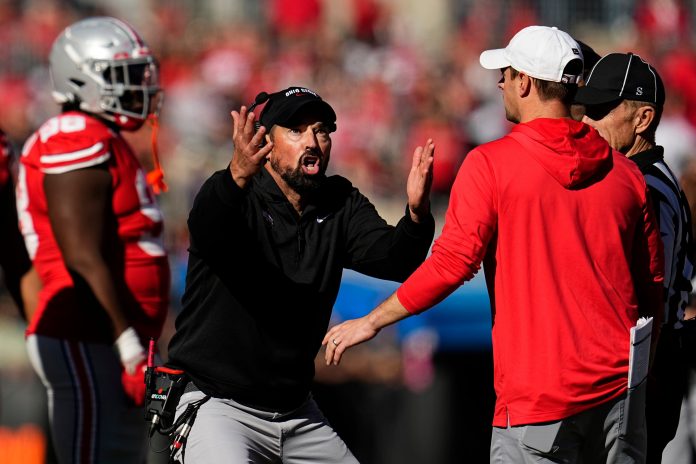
[508,118,612,189]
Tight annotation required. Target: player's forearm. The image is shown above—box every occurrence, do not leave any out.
[44,168,131,336]
[55,222,130,336]
[65,257,129,336]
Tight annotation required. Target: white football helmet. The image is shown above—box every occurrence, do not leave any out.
[49,17,160,130]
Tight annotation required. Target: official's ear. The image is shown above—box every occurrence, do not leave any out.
[634,105,655,135]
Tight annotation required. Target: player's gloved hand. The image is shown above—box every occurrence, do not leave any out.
[115,327,147,406]
[121,359,148,407]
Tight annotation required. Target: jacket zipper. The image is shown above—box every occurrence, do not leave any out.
[296,222,305,263]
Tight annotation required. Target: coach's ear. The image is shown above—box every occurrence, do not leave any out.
[518,73,532,98]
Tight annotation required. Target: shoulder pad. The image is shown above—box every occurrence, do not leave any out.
[34,113,112,174]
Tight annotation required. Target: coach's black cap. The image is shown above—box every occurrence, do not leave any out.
[575,52,665,106]
[259,86,337,132]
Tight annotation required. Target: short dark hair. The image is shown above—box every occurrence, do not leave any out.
[510,58,582,105]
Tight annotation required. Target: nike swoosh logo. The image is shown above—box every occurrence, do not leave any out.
[262,210,274,226]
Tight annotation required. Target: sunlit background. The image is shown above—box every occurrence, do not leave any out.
[2,0,696,462]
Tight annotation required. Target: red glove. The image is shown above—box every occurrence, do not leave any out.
[121,359,147,407]
[115,327,147,407]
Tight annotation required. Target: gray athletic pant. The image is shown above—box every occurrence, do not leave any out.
[173,389,359,463]
[491,381,647,463]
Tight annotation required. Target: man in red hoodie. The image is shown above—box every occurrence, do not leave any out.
[324,26,665,463]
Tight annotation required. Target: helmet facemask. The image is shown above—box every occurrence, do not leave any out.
[97,58,159,116]
[85,57,161,129]
[50,17,162,131]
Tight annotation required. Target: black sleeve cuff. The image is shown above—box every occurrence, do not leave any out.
[401,204,435,238]
[212,166,246,207]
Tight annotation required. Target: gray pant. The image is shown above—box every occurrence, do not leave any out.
[491,382,647,463]
[173,390,359,463]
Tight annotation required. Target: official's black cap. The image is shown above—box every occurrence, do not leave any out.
[575,52,665,106]
[259,87,337,131]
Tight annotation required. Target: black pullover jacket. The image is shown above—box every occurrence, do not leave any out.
[168,167,435,411]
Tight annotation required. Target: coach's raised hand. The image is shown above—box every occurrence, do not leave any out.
[406,138,434,223]
[229,106,274,189]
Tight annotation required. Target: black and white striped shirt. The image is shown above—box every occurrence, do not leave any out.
[632,146,695,328]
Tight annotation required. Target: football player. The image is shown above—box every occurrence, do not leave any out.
[17,17,170,463]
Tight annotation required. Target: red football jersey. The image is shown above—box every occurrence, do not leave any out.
[17,112,170,343]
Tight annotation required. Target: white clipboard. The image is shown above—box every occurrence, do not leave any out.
[628,317,653,389]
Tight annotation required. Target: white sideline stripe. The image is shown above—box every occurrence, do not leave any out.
[41,154,111,174]
[40,142,104,164]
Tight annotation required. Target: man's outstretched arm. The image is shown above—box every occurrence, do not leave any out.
[323,292,411,366]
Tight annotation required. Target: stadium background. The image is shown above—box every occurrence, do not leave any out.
[1,0,696,462]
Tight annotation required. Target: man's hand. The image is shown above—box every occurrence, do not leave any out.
[406,139,434,223]
[323,293,414,366]
[229,106,274,189]
[121,359,147,407]
[114,327,147,406]
[323,316,381,366]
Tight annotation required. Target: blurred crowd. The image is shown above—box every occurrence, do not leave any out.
[1,0,696,268]
[3,0,696,297]
[4,0,696,462]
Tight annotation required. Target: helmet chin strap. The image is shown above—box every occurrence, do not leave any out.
[146,114,167,194]
[100,104,166,194]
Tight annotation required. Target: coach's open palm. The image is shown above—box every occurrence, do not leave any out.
[230,106,274,189]
[406,138,434,223]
